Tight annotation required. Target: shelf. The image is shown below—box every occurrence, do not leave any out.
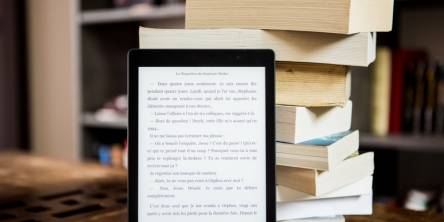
[80,3,185,25]
[82,113,127,129]
[360,133,444,153]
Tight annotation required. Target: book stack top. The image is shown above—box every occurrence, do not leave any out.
[185,0,393,34]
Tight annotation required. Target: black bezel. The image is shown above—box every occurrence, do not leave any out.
[128,49,276,222]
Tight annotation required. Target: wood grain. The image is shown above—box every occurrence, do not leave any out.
[347,204,444,222]
[0,152,126,200]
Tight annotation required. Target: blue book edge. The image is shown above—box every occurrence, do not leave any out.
[299,131,351,146]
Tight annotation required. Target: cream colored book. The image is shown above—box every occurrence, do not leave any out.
[277,176,373,202]
[276,63,350,107]
[276,101,352,144]
[185,0,393,34]
[371,47,392,136]
[139,27,376,66]
[276,152,374,196]
[276,131,359,170]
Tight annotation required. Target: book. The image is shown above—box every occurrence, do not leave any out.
[277,176,373,202]
[281,216,345,222]
[276,152,374,196]
[413,63,426,134]
[139,27,376,66]
[98,145,111,166]
[276,101,352,144]
[276,63,350,107]
[371,47,392,136]
[436,65,444,133]
[389,50,427,133]
[424,65,437,134]
[402,60,419,133]
[111,143,123,168]
[185,0,393,34]
[277,193,372,220]
[276,131,359,171]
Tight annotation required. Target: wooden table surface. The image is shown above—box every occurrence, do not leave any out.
[0,152,443,222]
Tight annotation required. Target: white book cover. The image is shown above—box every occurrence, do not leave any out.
[280,215,345,222]
[277,193,373,220]
[277,176,373,202]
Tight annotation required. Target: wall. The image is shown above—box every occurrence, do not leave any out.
[400,8,444,63]
[27,0,79,160]
[0,0,27,149]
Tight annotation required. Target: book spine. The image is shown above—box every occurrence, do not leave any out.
[389,51,404,134]
[371,47,391,136]
[424,65,437,134]
[436,65,444,134]
[412,63,426,134]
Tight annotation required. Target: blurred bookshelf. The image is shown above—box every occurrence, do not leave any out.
[77,0,185,162]
[350,0,444,201]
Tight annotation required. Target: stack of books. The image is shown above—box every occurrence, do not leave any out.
[139,0,394,221]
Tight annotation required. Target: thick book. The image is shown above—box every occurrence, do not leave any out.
[277,176,373,202]
[139,27,376,66]
[277,193,372,220]
[276,63,350,107]
[276,101,352,144]
[185,0,393,34]
[282,216,345,222]
[276,131,359,171]
[277,152,374,196]
[371,47,391,136]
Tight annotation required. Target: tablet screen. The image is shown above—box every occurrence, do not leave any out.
[138,67,266,222]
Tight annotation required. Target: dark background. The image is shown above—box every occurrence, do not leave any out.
[0,0,28,149]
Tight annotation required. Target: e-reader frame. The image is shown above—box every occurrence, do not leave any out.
[128,49,276,222]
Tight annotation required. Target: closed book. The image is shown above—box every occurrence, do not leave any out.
[424,65,437,134]
[276,131,359,171]
[371,47,391,136]
[185,0,393,34]
[276,101,352,144]
[139,27,376,67]
[402,60,419,132]
[436,65,444,133]
[276,63,350,107]
[277,176,373,202]
[277,152,374,196]
[277,193,372,220]
[413,63,426,134]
